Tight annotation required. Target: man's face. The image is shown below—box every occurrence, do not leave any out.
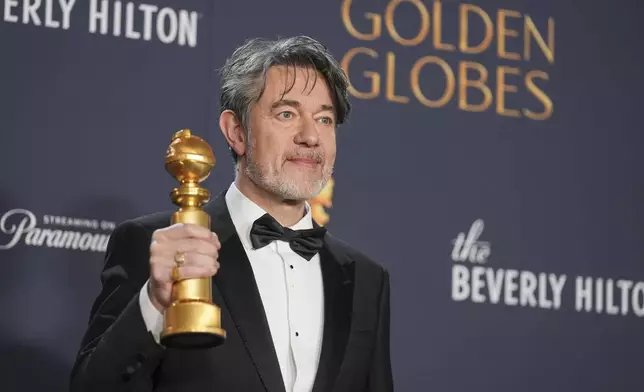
[242,65,337,201]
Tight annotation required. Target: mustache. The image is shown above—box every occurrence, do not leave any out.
[286,150,324,163]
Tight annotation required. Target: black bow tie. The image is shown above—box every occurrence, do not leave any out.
[250,213,327,261]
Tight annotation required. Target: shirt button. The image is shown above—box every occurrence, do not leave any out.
[290,265,294,269]
[295,332,299,337]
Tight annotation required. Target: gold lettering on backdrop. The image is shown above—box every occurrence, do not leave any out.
[386,52,410,103]
[524,70,553,120]
[411,56,454,108]
[341,0,382,40]
[385,0,430,46]
[459,4,493,54]
[496,66,521,117]
[458,62,492,112]
[340,0,555,120]
[497,9,522,61]
[524,16,555,63]
[340,47,381,99]
[433,0,455,51]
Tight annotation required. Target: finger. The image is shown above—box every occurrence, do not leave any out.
[212,232,221,249]
[180,253,219,269]
[152,238,219,258]
[153,223,213,242]
[170,264,219,281]
[151,250,219,270]
[178,238,218,257]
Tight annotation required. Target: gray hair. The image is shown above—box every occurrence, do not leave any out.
[218,35,352,163]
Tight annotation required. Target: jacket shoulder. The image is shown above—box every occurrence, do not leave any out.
[325,232,388,275]
[132,211,174,230]
[115,210,174,234]
[104,211,175,252]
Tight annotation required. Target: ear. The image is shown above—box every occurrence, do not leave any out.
[219,110,247,158]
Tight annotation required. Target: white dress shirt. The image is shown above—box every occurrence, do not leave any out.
[139,182,325,392]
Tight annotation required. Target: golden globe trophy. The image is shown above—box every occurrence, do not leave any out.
[160,129,226,349]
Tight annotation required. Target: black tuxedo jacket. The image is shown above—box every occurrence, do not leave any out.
[69,192,393,392]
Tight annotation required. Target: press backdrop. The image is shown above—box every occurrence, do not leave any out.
[2,0,644,391]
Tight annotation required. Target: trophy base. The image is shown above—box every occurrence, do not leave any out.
[160,301,226,349]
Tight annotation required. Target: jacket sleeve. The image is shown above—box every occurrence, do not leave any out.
[69,219,165,392]
[368,266,394,392]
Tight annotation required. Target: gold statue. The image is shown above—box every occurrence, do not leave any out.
[310,178,334,226]
[160,129,226,349]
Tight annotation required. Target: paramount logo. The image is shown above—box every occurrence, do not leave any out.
[0,208,114,252]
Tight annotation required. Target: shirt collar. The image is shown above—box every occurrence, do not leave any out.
[224,182,313,251]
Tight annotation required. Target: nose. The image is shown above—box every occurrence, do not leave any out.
[294,117,320,147]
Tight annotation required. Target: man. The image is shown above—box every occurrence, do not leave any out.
[70,36,393,392]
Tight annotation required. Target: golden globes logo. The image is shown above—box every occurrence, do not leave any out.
[340,0,555,120]
[310,178,334,226]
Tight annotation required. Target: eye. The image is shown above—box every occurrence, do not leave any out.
[278,111,294,120]
[318,116,334,125]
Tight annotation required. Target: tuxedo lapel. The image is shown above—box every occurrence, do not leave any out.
[206,193,286,392]
[312,233,355,392]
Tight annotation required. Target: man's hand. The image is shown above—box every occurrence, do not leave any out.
[147,223,221,313]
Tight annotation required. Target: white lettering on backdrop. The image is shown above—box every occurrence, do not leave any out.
[3,0,198,47]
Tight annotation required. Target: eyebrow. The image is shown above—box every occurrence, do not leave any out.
[271,99,335,113]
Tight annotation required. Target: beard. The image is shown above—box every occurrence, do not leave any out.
[243,137,332,201]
